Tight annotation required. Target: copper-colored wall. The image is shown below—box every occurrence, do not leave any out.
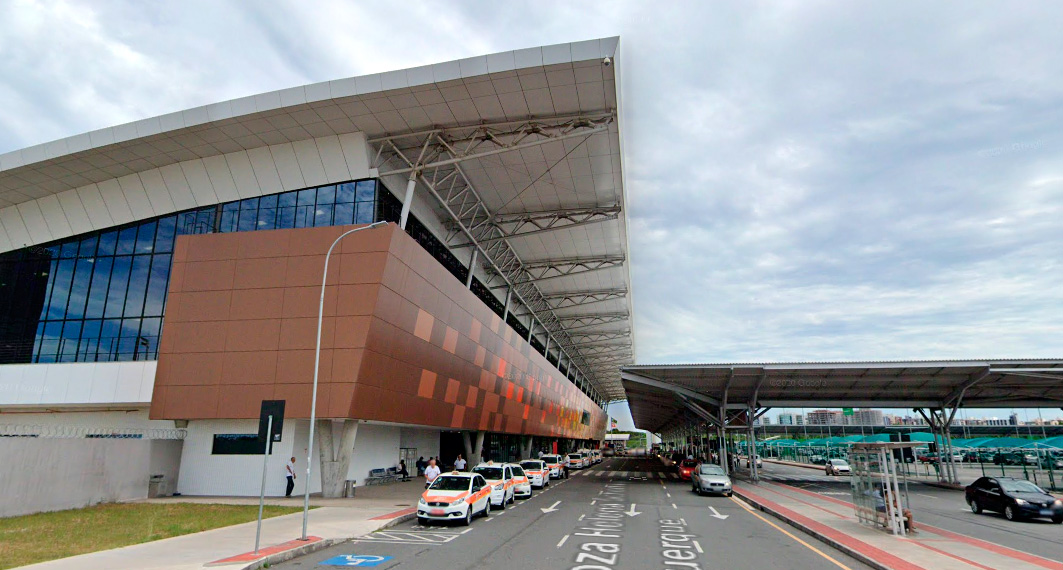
[151,223,606,440]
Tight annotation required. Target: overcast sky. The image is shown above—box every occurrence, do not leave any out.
[3,1,1061,430]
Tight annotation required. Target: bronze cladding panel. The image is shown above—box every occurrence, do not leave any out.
[151,223,606,439]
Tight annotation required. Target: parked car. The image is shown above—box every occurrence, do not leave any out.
[691,463,732,497]
[746,455,763,468]
[825,459,851,476]
[809,455,828,465]
[966,476,1063,523]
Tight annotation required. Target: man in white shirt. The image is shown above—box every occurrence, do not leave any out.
[423,458,441,488]
[454,454,467,471]
[537,449,544,459]
[285,457,297,497]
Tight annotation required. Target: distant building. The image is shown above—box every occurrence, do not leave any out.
[777,413,804,426]
[851,409,884,425]
[1009,413,1019,426]
[807,410,843,425]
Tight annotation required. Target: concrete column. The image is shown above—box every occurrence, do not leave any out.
[465,249,478,289]
[399,173,417,230]
[315,419,358,498]
[462,431,486,466]
[521,436,533,459]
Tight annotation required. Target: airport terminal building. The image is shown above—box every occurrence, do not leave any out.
[0,38,633,512]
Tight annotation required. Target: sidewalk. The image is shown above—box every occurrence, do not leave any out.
[734,479,1063,570]
[18,481,425,570]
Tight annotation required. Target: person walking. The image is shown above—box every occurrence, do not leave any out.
[424,458,441,489]
[454,454,466,471]
[416,456,426,476]
[284,457,297,497]
[399,460,410,482]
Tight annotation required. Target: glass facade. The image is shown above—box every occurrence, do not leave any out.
[0,177,605,406]
[0,179,378,365]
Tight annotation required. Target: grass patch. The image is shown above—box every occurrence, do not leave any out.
[0,502,304,570]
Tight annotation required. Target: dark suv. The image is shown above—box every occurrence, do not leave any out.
[965,476,1063,523]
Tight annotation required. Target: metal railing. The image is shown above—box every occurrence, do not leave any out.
[0,424,186,439]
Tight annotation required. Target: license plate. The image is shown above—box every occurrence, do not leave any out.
[429,509,445,516]
[1040,509,1054,516]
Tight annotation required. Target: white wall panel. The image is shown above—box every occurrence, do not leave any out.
[269,143,305,191]
[116,173,156,220]
[35,195,72,239]
[16,201,52,244]
[202,155,240,203]
[338,132,371,179]
[0,205,31,247]
[56,189,93,235]
[75,183,114,230]
[138,169,177,215]
[96,179,135,225]
[179,159,220,207]
[0,361,156,407]
[158,163,196,211]
[0,219,12,251]
[246,147,284,195]
[315,136,351,183]
[346,423,402,485]
[291,139,328,187]
[224,151,262,199]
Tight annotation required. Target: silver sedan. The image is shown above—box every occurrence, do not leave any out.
[692,463,733,497]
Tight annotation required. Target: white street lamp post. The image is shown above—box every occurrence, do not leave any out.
[302,220,388,539]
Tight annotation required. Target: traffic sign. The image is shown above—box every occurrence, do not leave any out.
[843,408,853,416]
[319,554,393,567]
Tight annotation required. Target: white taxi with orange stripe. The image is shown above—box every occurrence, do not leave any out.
[510,463,533,498]
[519,460,551,489]
[471,462,516,508]
[417,471,492,526]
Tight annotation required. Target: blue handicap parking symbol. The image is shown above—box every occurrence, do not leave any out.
[319,554,393,567]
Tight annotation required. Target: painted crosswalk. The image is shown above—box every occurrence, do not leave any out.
[572,469,680,480]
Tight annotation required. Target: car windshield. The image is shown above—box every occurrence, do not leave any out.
[430,476,470,491]
[542,456,558,464]
[681,460,699,467]
[472,466,503,480]
[699,465,726,476]
[520,461,543,470]
[569,454,581,459]
[831,460,849,466]
[1001,480,1045,494]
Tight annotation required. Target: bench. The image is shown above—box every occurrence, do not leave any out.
[365,467,402,485]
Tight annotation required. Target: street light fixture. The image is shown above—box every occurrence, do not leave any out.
[301,220,389,539]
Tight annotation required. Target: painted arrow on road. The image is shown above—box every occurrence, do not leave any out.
[707,506,729,520]
[541,500,562,514]
[625,503,642,517]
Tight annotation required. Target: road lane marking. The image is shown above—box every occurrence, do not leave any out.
[672,503,678,509]
[693,540,704,554]
[557,534,570,548]
[578,514,586,521]
[729,497,854,570]
[666,492,672,498]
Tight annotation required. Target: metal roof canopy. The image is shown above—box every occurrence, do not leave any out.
[0,37,634,404]
[621,361,1063,434]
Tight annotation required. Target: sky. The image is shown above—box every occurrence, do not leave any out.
[2,1,1062,432]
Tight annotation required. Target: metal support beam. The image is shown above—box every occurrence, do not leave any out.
[450,206,622,246]
[465,248,478,289]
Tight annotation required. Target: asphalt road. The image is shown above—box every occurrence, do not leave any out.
[758,461,1063,562]
[274,457,873,569]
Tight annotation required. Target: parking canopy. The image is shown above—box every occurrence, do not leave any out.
[621,360,1063,434]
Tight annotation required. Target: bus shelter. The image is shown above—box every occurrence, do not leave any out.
[850,441,921,536]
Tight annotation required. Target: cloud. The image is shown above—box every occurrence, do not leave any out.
[2,2,1062,418]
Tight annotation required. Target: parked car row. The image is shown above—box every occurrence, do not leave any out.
[418,458,561,526]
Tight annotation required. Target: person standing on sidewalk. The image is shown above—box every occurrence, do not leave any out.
[454,454,466,471]
[424,458,441,488]
[285,457,297,497]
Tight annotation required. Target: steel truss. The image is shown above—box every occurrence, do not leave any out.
[370,113,625,402]
[449,206,622,246]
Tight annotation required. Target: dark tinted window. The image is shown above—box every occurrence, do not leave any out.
[211,433,262,455]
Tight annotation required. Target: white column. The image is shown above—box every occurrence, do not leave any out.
[399,173,417,230]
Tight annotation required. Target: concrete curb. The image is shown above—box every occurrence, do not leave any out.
[732,488,894,570]
[237,512,417,570]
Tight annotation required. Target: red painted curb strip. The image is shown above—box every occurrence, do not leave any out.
[210,536,323,565]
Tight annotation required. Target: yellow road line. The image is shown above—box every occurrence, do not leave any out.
[729,496,854,570]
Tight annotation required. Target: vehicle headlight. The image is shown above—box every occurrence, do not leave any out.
[1054,500,1062,507]
[418,498,427,505]
[452,497,465,505]
[1015,498,1028,506]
